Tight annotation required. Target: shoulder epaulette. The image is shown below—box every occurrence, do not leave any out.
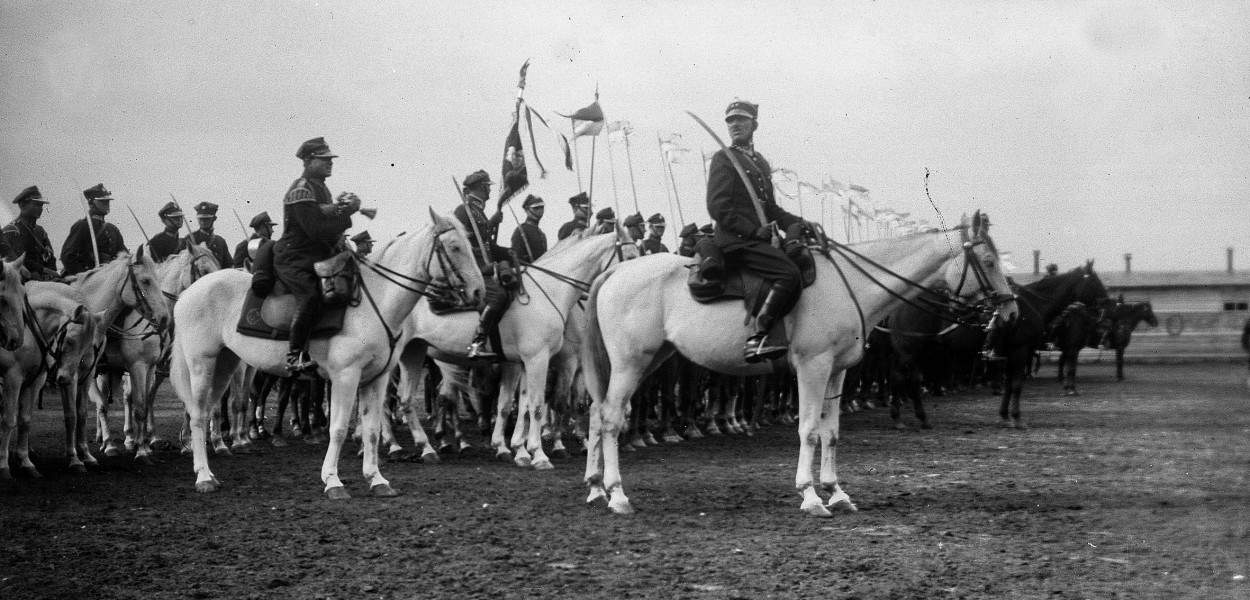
[285,178,315,205]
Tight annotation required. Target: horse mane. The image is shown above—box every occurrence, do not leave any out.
[67,251,133,285]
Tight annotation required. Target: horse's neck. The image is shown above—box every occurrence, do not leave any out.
[357,230,435,332]
[531,237,615,308]
[825,234,953,325]
[73,262,129,325]
[159,254,193,297]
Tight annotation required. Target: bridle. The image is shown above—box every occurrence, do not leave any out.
[515,233,639,325]
[22,297,86,385]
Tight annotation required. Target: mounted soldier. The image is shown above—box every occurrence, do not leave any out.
[592,207,616,234]
[706,99,811,363]
[454,170,513,359]
[233,211,276,270]
[149,202,186,262]
[61,183,128,276]
[557,192,590,240]
[2,185,59,281]
[275,136,361,373]
[622,213,645,242]
[640,213,669,256]
[350,230,374,257]
[187,202,233,269]
[677,223,699,257]
[510,194,548,263]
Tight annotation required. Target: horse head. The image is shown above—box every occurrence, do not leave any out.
[1078,259,1109,305]
[52,304,99,388]
[949,210,1017,321]
[425,207,485,308]
[126,248,172,332]
[177,242,222,293]
[0,256,26,351]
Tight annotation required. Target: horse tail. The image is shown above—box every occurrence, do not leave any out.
[580,268,615,409]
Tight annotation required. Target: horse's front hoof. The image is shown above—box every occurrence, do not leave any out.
[325,486,351,500]
[370,483,399,498]
[270,437,288,448]
[103,445,120,457]
[195,479,221,493]
[420,451,440,464]
[214,446,232,456]
[70,463,88,474]
[514,455,532,468]
[800,499,833,518]
[134,454,153,467]
[532,459,554,471]
[826,491,858,512]
[18,466,42,479]
[608,498,635,515]
[232,443,254,455]
[586,486,608,506]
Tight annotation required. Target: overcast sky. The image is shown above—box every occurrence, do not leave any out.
[2,1,1247,273]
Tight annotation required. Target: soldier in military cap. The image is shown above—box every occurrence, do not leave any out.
[185,201,233,269]
[454,170,513,358]
[557,192,591,240]
[350,231,374,257]
[61,184,128,276]
[622,213,646,242]
[233,211,277,271]
[677,223,700,257]
[640,213,669,256]
[275,136,362,373]
[148,202,186,262]
[510,194,548,263]
[2,186,59,281]
[592,207,616,234]
[707,99,813,362]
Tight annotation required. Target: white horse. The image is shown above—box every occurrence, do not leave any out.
[94,243,221,460]
[67,249,172,464]
[582,212,1016,517]
[0,282,100,477]
[171,209,483,496]
[0,257,23,353]
[393,226,638,469]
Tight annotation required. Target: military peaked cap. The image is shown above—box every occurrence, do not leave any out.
[623,213,644,228]
[13,185,47,205]
[351,231,374,244]
[249,211,276,228]
[699,223,715,235]
[463,170,493,188]
[679,223,698,238]
[83,183,112,201]
[647,213,666,225]
[194,201,219,217]
[296,136,338,160]
[568,192,590,207]
[158,201,184,219]
[522,194,544,209]
[725,99,759,122]
[595,207,615,222]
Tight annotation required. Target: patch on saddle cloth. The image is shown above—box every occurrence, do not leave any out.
[235,289,346,341]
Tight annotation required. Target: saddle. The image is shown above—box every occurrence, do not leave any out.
[235,252,354,341]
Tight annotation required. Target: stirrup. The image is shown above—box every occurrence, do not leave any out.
[467,337,498,359]
[744,333,787,363]
[980,349,1006,362]
[286,351,319,375]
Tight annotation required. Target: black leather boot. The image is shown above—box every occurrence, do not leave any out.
[744,284,791,363]
[467,305,501,359]
[287,307,320,374]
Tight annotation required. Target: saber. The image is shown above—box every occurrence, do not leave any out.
[80,194,101,269]
[125,204,151,243]
[232,208,249,239]
[686,110,768,227]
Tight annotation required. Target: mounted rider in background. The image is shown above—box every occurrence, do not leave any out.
[274,137,360,374]
[61,184,128,276]
[149,202,186,263]
[2,185,60,281]
[454,170,512,359]
[706,99,812,363]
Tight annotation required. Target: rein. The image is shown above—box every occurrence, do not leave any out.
[514,236,637,325]
[22,297,74,382]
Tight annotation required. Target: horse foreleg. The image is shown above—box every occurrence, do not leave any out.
[521,357,553,470]
[397,354,437,463]
[0,369,25,479]
[128,362,157,464]
[492,364,519,462]
[228,368,254,453]
[13,380,43,478]
[89,373,119,456]
[1115,348,1126,381]
[175,344,223,492]
[356,373,395,497]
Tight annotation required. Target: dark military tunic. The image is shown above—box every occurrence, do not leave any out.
[275,176,352,298]
[706,145,802,291]
[453,200,508,267]
[2,217,58,280]
[186,229,233,269]
[510,221,548,263]
[61,216,128,276]
[640,236,669,256]
[557,217,588,241]
[148,230,184,263]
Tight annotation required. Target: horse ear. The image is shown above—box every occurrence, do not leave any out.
[8,252,27,270]
[135,244,146,261]
[72,305,87,322]
[428,207,452,233]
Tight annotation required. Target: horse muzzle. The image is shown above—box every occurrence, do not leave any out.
[1,329,23,352]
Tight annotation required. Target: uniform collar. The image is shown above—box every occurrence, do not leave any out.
[731,143,756,159]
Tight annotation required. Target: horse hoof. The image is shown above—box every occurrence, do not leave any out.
[608,498,635,515]
[420,451,441,464]
[586,486,608,506]
[532,459,554,471]
[270,437,288,448]
[514,456,532,468]
[70,463,88,474]
[662,435,683,444]
[19,466,42,479]
[370,483,399,497]
[438,444,456,455]
[827,491,858,512]
[387,450,407,463]
[628,438,648,450]
[195,480,220,493]
[104,446,120,457]
[550,448,570,460]
[801,501,833,518]
[134,454,153,467]
[325,486,351,500]
[495,451,513,463]
[214,447,232,456]
[232,444,254,455]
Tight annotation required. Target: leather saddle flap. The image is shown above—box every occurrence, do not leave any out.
[236,290,346,341]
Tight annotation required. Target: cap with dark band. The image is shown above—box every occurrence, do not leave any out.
[296,136,338,160]
[158,201,184,219]
[724,99,759,122]
[463,170,493,188]
[249,211,276,228]
[13,185,47,205]
[647,213,666,225]
[595,207,616,222]
[193,201,220,217]
[522,194,544,209]
[568,192,590,207]
[83,183,112,201]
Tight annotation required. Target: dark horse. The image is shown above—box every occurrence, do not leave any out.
[1052,299,1110,396]
[989,262,1109,429]
[1105,298,1159,381]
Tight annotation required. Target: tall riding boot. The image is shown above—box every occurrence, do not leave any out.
[980,312,1005,361]
[467,304,502,359]
[744,284,792,363]
[287,305,321,375]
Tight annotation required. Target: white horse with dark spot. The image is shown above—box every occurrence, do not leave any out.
[170,210,483,497]
[581,213,1016,516]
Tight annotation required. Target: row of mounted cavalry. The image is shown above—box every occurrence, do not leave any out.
[0,210,1155,517]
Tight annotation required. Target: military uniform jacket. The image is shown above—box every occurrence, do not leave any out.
[275,176,352,271]
[233,234,266,271]
[640,236,669,256]
[557,218,587,241]
[61,216,127,275]
[453,200,507,266]
[148,230,184,263]
[186,229,233,269]
[511,221,548,263]
[2,217,58,278]
[706,146,801,250]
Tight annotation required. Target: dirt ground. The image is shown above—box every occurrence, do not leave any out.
[2,362,1248,599]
